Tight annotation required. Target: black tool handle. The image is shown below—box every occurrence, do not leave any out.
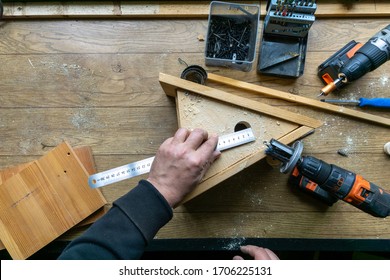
[340,45,386,82]
[289,167,338,206]
[298,156,390,218]
[340,24,390,82]
[355,181,390,218]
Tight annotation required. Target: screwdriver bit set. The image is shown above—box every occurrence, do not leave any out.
[258,0,317,77]
[264,0,316,37]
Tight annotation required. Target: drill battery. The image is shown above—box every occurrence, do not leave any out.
[317,40,363,86]
[289,167,338,206]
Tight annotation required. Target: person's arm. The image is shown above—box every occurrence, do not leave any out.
[58,179,172,259]
[58,128,220,260]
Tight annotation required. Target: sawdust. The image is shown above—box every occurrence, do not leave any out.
[380,75,389,87]
[244,187,263,206]
[222,237,246,250]
[70,107,105,132]
[181,92,203,118]
[221,213,248,250]
[334,73,390,102]
[40,60,84,76]
[311,114,370,160]
[178,91,297,186]
[18,139,34,155]
[263,224,274,235]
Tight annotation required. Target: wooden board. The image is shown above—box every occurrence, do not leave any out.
[0,17,389,250]
[207,73,390,127]
[69,147,108,227]
[0,163,30,186]
[160,73,322,203]
[0,146,107,250]
[0,142,107,259]
[0,146,94,185]
[160,74,323,128]
[3,1,390,19]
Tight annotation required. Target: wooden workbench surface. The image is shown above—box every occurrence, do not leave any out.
[0,15,389,249]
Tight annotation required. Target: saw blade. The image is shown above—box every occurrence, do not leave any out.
[89,128,255,189]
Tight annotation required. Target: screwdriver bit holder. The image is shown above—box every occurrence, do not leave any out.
[258,0,317,77]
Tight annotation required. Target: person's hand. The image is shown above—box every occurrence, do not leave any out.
[147,128,221,208]
[233,245,279,260]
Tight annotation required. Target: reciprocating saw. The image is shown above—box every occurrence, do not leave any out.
[265,139,390,218]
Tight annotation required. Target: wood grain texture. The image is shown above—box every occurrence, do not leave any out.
[3,1,390,19]
[0,17,389,247]
[175,88,298,203]
[156,211,390,239]
[160,73,323,128]
[207,73,390,127]
[0,143,106,259]
[0,146,106,232]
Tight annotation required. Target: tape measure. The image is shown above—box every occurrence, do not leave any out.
[89,128,255,189]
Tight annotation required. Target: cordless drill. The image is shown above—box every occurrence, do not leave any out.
[265,139,390,218]
[318,24,390,96]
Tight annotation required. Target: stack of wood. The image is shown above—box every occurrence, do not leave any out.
[0,142,107,259]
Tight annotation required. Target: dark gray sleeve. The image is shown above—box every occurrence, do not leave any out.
[58,180,173,260]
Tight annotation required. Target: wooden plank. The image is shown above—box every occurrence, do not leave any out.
[0,142,106,259]
[1,20,390,55]
[156,211,390,239]
[1,1,213,18]
[2,1,390,19]
[207,73,390,127]
[0,146,107,250]
[160,73,323,128]
[0,108,387,157]
[59,146,107,227]
[0,107,177,157]
[316,1,390,18]
[0,163,30,186]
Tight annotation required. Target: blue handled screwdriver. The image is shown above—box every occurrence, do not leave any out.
[320,98,390,108]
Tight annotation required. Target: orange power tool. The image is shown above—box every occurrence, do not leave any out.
[265,139,390,218]
[318,24,390,96]
[317,40,363,96]
[288,166,339,206]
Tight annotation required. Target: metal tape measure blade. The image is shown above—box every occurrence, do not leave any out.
[217,128,255,151]
[89,157,155,188]
[89,128,255,189]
